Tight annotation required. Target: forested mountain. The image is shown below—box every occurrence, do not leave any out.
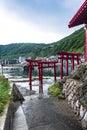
[0,28,85,59]
[0,43,46,59]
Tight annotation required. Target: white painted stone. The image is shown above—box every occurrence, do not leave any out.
[62,66,87,128]
[80,105,86,118]
[83,111,87,121]
[75,100,80,108]
[71,100,74,109]
[68,93,73,102]
[73,100,80,116]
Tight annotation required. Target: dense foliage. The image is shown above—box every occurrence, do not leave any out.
[0,43,46,59]
[0,76,10,114]
[0,27,85,59]
[48,83,62,97]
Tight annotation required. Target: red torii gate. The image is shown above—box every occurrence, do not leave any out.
[68,0,87,61]
[26,59,58,93]
[26,52,82,93]
[26,59,39,90]
[56,52,82,79]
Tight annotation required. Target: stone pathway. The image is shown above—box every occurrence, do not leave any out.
[21,97,84,130]
[12,79,84,130]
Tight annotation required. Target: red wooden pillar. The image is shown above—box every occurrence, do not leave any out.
[85,24,87,62]
[72,55,74,70]
[66,55,68,76]
[77,55,79,65]
[40,63,43,91]
[38,63,43,93]
[28,62,32,90]
[54,63,56,81]
[60,56,63,79]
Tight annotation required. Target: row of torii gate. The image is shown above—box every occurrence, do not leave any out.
[26,52,82,93]
[26,0,87,94]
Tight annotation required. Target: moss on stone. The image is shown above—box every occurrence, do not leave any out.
[48,83,62,97]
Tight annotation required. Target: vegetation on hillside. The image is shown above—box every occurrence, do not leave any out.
[53,28,85,53]
[0,43,46,59]
[42,28,85,56]
[0,76,10,114]
[0,27,85,59]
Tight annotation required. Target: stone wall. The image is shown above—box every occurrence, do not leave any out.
[62,62,87,129]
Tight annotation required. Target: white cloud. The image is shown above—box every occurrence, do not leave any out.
[0,0,84,45]
[0,6,63,44]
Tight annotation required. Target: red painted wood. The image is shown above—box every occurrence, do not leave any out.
[26,59,58,93]
[60,58,63,79]
[54,63,56,81]
[85,24,87,61]
[56,52,82,78]
[77,55,79,65]
[26,52,82,93]
[38,63,43,93]
[68,0,87,28]
[68,0,87,61]
[66,58,68,76]
[72,56,74,70]
[28,62,32,90]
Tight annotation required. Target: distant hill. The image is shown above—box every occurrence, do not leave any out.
[0,43,46,59]
[0,28,85,59]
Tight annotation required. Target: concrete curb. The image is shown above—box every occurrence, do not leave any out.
[13,106,28,130]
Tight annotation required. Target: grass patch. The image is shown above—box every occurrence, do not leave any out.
[0,76,10,114]
[48,83,62,97]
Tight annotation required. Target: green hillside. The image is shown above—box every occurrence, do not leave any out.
[42,27,85,56]
[0,28,85,59]
[0,43,46,59]
[52,28,85,53]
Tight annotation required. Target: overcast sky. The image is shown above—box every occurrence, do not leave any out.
[0,0,84,44]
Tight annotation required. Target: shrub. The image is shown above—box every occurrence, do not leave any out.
[0,76,10,114]
[48,83,62,97]
[0,103,4,113]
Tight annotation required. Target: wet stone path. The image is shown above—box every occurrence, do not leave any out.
[11,78,84,130]
[21,97,84,130]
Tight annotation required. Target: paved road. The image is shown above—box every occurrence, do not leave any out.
[21,97,84,130]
